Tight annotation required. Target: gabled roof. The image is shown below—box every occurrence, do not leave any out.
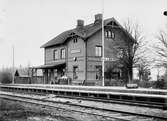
[41,17,135,48]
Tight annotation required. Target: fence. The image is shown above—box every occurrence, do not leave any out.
[14,76,44,84]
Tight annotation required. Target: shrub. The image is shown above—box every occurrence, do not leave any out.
[138,81,152,88]
[0,71,12,84]
[153,79,167,89]
[105,79,126,86]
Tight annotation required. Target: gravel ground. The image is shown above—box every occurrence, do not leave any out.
[0,98,116,121]
[1,91,166,121]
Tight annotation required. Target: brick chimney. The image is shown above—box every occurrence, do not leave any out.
[77,19,84,28]
[94,13,102,24]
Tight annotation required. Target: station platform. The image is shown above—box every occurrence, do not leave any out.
[0,84,167,109]
[2,84,167,95]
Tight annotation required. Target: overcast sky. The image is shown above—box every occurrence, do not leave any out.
[0,0,167,78]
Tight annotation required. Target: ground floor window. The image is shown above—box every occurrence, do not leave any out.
[53,69,57,80]
[105,67,122,80]
[96,65,102,80]
[73,66,78,80]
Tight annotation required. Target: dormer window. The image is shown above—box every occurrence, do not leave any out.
[105,30,115,39]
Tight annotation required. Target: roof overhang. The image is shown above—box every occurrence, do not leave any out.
[31,62,66,69]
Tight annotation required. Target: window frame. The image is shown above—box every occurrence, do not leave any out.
[95,45,102,57]
[53,49,59,60]
[73,37,78,43]
[73,66,78,80]
[105,30,115,39]
[108,31,111,38]
[60,48,66,59]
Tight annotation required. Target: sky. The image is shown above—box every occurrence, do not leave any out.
[0,0,167,79]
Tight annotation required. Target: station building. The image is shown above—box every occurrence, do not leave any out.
[33,14,134,85]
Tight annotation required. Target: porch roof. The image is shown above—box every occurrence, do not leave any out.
[32,62,66,69]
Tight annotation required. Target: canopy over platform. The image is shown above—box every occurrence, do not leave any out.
[31,62,66,69]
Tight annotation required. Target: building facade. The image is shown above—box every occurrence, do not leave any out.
[34,14,134,85]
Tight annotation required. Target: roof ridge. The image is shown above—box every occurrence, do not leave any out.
[41,17,135,48]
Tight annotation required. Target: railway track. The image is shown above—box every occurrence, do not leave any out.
[56,94,165,109]
[0,91,166,121]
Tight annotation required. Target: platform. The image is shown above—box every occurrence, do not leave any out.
[0,84,167,109]
[2,84,167,95]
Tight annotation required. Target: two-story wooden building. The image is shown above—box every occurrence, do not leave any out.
[34,14,134,85]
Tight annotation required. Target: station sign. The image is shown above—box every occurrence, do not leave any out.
[71,49,81,54]
[101,57,117,61]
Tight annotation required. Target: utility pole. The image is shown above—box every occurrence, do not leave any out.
[101,0,105,86]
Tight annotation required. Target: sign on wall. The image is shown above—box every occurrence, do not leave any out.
[71,49,81,54]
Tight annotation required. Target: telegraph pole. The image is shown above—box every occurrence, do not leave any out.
[102,0,105,86]
[12,45,15,84]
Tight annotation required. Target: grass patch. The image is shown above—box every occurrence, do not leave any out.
[0,99,78,121]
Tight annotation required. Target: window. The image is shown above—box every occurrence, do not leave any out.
[61,48,65,59]
[95,46,102,56]
[111,31,115,38]
[73,38,78,43]
[73,66,78,80]
[105,30,115,39]
[96,65,102,80]
[53,50,59,60]
[108,31,111,38]
[105,31,108,37]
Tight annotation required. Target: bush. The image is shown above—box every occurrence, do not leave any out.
[133,79,167,89]
[0,71,12,84]
[138,81,152,88]
[153,79,167,89]
[105,79,126,86]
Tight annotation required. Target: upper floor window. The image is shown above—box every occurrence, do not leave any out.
[61,48,65,59]
[53,49,59,60]
[73,38,78,43]
[111,32,115,38]
[95,46,102,57]
[105,30,115,39]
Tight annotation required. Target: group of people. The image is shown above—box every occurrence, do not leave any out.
[50,75,72,85]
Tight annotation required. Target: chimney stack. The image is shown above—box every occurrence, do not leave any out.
[77,19,84,28]
[94,13,102,24]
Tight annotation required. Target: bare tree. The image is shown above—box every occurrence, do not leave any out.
[138,58,151,81]
[119,19,146,83]
[106,19,148,83]
[155,30,167,68]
